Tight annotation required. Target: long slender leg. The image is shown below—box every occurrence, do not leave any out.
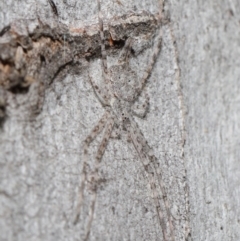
[46,0,69,63]
[118,37,134,64]
[151,154,175,241]
[128,123,168,241]
[128,117,175,241]
[84,115,115,240]
[88,74,111,107]
[97,0,112,88]
[135,28,163,100]
[73,112,109,225]
[47,0,58,16]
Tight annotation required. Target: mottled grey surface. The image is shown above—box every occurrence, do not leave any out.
[167,0,240,240]
[0,0,239,241]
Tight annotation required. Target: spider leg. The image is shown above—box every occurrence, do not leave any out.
[131,91,150,118]
[97,0,112,90]
[84,115,115,240]
[47,0,58,17]
[73,112,109,225]
[118,37,134,64]
[88,73,111,106]
[128,117,175,241]
[135,28,163,100]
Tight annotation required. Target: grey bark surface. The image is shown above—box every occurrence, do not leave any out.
[0,1,239,241]
[166,1,240,240]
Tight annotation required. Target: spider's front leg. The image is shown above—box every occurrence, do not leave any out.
[135,27,163,99]
[97,0,112,90]
[88,73,112,106]
[118,37,134,64]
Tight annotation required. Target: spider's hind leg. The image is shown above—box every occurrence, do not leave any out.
[128,118,175,241]
[84,115,115,240]
[73,112,109,225]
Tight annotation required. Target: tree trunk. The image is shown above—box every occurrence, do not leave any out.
[0,0,239,241]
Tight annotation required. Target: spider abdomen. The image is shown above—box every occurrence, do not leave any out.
[110,64,140,102]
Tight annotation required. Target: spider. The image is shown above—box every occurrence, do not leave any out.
[73,1,175,240]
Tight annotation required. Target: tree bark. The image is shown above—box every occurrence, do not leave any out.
[0,0,239,241]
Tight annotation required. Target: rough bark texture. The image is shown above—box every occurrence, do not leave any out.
[0,0,239,241]
[167,1,240,240]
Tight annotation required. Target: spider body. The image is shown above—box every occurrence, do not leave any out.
[73,1,176,241]
[110,63,140,102]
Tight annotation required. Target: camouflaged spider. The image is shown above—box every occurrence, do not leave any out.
[74,1,175,241]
